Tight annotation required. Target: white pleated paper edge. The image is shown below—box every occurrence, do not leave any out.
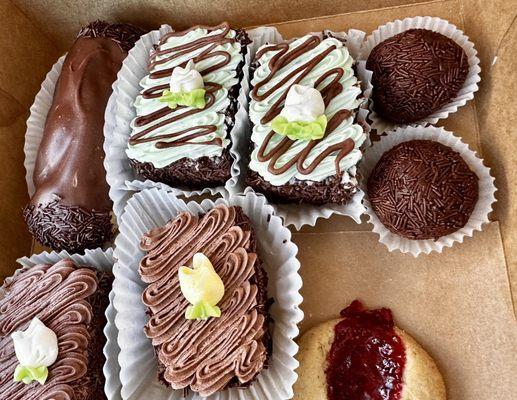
[112,188,303,400]
[0,248,121,400]
[23,54,66,196]
[245,27,371,230]
[104,24,252,222]
[357,16,481,135]
[359,126,496,257]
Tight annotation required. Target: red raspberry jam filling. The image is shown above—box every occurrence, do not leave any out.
[326,300,406,400]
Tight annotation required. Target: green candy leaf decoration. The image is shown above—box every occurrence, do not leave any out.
[185,301,222,320]
[159,88,206,110]
[14,365,49,385]
[271,115,328,141]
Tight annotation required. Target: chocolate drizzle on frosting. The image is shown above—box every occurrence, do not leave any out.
[366,29,469,124]
[0,260,112,400]
[138,205,269,396]
[251,36,355,176]
[367,140,479,240]
[130,82,223,149]
[128,22,239,151]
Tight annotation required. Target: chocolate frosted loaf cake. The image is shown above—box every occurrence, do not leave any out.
[127,22,250,189]
[0,259,112,399]
[24,21,143,253]
[247,33,367,205]
[138,204,269,396]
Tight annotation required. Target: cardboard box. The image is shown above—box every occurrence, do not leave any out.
[1,0,516,398]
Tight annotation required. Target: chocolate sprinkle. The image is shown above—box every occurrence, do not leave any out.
[367,140,479,240]
[247,169,357,205]
[23,200,113,253]
[78,20,145,52]
[130,151,233,189]
[367,29,469,124]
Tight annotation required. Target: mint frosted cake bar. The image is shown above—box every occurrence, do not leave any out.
[246,33,367,205]
[127,23,249,189]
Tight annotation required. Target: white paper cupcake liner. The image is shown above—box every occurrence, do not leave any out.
[104,25,252,221]
[0,248,121,400]
[359,125,496,256]
[23,54,66,196]
[112,187,303,400]
[357,16,481,135]
[245,27,371,229]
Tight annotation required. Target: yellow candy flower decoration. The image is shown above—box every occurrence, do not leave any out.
[179,253,225,320]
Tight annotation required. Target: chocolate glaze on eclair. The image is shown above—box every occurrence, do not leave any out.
[24,20,144,253]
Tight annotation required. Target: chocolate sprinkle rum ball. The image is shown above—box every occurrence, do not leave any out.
[366,29,469,124]
[367,140,479,240]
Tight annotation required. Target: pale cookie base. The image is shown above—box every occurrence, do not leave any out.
[293,319,446,400]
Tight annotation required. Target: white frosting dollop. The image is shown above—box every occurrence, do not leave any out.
[169,60,204,93]
[11,318,58,368]
[280,84,325,122]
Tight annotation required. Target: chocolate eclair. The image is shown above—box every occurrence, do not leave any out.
[246,32,367,205]
[24,21,144,253]
[126,22,250,189]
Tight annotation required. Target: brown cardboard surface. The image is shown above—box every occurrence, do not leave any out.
[469,5,517,314]
[12,0,423,50]
[294,222,517,400]
[0,0,60,280]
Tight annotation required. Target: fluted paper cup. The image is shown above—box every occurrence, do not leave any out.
[359,126,496,256]
[245,27,371,229]
[357,16,481,135]
[24,55,66,196]
[112,188,303,400]
[0,248,121,400]
[104,25,252,222]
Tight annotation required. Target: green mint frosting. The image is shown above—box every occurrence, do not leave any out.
[14,365,49,385]
[185,301,221,320]
[271,115,328,141]
[159,88,207,109]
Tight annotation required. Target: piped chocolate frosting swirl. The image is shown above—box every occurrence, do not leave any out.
[0,260,111,400]
[139,205,269,396]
